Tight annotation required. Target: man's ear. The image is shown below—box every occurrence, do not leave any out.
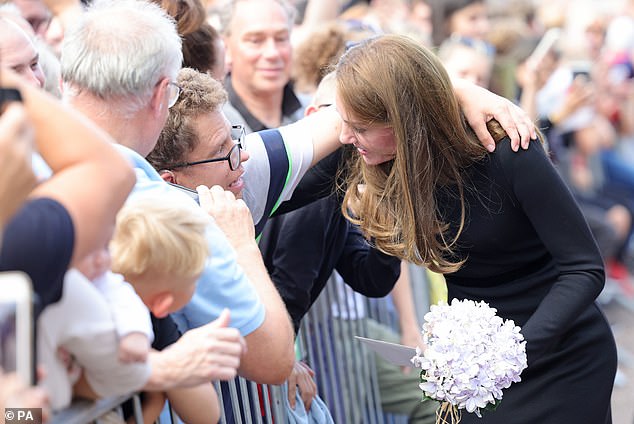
[150,78,168,118]
[147,291,174,318]
[160,169,176,183]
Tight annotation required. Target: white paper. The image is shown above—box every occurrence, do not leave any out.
[355,336,418,367]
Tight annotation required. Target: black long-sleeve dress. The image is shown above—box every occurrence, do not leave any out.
[438,139,617,423]
[260,192,401,334]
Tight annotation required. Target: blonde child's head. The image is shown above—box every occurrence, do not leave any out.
[110,193,210,316]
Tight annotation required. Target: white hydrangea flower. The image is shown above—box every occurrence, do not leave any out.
[410,299,528,419]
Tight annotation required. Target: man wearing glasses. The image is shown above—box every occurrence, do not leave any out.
[147,65,341,424]
[157,124,247,199]
[148,67,336,237]
[59,0,299,388]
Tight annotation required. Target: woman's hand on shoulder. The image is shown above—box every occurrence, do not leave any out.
[452,78,537,153]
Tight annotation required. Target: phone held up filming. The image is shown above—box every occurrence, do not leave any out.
[0,272,35,384]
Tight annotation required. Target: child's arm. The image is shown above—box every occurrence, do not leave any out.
[165,383,220,424]
[1,69,135,267]
[93,271,153,362]
[58,271,151,404]
[119,332,152,363]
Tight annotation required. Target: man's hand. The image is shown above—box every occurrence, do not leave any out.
[549,77,594,125]
[453,78,537,152]
[197,185,296,384]
[197,185,255,248]
[147,309,246,390]
[287,361,317,411]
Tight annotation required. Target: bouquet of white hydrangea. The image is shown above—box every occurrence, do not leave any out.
[410,299,528,423]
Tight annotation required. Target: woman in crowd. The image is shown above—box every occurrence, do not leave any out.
[428,0,491,48]
[333,34,616,424]
[0,68,135,314]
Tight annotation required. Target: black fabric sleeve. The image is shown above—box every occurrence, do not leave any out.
[0,198,74,311]
[335,224,401,298]
[262,182,401,333]
[496,139,605,364]
[151,314,182,351]
[258,213,323,334]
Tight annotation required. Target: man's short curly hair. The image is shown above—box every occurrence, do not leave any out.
[147,67,227,171]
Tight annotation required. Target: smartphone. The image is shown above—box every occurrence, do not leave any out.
[0,272,34,384]
[167,182,200,203]
[570,60,592,80]
[0,88,22,115]
[1,47,24,114]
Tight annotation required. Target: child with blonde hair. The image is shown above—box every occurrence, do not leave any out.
[110,193,210,319]
[39,191,230,424]
[108,192,227,424]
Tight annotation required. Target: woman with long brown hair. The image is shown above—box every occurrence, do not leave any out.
[334,34,616,424]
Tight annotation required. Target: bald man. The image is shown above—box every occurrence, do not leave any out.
[0,16,45,88]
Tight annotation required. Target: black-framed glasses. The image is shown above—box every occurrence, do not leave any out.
[167,125,246,171]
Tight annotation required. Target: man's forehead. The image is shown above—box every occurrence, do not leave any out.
[196,113,230,148]
[231,0,291,28]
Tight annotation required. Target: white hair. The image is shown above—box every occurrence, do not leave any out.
[61,0,182,111]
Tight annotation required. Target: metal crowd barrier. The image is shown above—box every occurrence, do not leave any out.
[50,264,433,424]
[50,394,146,424]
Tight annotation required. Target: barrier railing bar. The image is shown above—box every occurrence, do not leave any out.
[214,380,227,424]
[227,378,243,423]
[237,377,253,424]
[50,395,132,424]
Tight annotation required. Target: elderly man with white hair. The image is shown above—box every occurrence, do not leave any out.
[59,0,297,389]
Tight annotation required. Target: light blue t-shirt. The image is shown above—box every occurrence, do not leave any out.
[116,145,265,336]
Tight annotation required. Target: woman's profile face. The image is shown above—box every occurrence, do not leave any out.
[336,93,396,166]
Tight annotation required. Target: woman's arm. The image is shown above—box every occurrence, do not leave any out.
[2,69,135,266]
[498,140,604,364]
[0,103,36,228]
[391,262,424,351]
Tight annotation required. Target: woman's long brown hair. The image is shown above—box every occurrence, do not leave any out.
[335,34,506,273]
